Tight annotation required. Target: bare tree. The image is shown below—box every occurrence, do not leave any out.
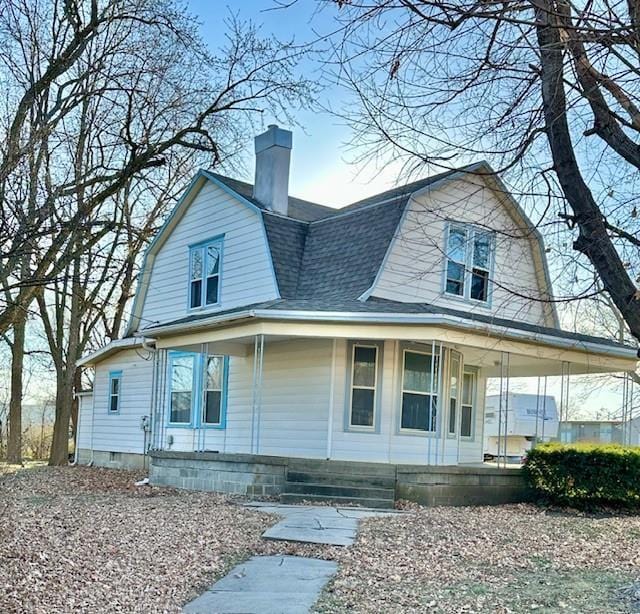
[321,0,640,340]
[0,0,312,465]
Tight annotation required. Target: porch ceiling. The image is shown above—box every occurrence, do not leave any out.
[154,320,638,376]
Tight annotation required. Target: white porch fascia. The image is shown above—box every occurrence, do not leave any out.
[148,310,638,375]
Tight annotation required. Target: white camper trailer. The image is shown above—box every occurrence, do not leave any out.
[484,393,559,461]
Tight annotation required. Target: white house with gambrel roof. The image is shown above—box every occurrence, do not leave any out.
[77,125,637,505]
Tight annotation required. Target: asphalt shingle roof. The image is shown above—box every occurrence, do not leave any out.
[214,167,460,303]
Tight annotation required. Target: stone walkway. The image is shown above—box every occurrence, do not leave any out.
[246,501,399,546]
[183,555,338,614]
[182,503,400,613]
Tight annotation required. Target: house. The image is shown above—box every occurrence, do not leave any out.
[77,125,638,506]
[484,393,558,461]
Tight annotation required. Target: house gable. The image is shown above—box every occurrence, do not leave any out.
[366,163,558,328]
[127,171,280,334]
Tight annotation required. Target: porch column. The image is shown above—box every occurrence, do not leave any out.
[325,339,338,459]
[250,334,265,454]
[497,351,511,468]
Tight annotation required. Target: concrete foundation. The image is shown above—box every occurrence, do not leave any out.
[76,448,147,470]
[150,451,288,496]
[148,451,529,506]
[396,464,530,506]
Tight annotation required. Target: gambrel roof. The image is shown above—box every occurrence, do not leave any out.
[225,168,461,301]
[127,162,560,337]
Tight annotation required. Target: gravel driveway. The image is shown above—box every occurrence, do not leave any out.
[2,465,640,614]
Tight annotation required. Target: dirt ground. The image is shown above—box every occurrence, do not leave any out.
[2,465,639,613]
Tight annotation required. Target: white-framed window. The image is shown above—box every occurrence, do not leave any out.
[448,351,461,436]
[445,223,493,303]
[169,353,196,424]
[203,355,225,426]
[401,349,439,432]
[349,344,378,428]
[108,371,122,413]
[189,239,222,309]
[460,368,477,438]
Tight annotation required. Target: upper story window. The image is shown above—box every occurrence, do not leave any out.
[189,239,222,309]
[445,224,494,303]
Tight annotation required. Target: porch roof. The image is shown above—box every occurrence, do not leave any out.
[141,297,636,355]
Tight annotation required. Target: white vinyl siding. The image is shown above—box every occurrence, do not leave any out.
[140,180,278,326]
[77,349,154,455]
[370,177,552,327]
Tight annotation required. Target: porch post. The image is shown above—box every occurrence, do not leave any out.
[497,351,511,468]
[250,334,265,455]
[326,339,337,459]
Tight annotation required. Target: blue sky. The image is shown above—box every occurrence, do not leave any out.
[187,0,408,207]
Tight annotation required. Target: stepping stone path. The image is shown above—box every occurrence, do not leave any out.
[182,503,400,613]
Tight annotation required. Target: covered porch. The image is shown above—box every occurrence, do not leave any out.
[144,313,638,468]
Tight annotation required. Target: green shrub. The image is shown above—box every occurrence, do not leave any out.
[523,442,640,509]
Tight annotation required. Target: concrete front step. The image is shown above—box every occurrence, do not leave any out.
[286,470,396,490]
[283,481,394,501]
[287,458,397,478]
[280,492,396,509]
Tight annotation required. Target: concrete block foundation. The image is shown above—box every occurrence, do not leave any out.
[147,451,530,506]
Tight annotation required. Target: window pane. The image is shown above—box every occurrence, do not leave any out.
[471,269,489,301]
[473,234,491,269]
[462,372,474,405]
[449,398,457,434]
[401,393,437,431]
[206,276,219,305]
[191,249,203,280]
[403,352,435,393]
[461,405,473,437]
[351,388,374,427]
[207,356,223,390]
[446,261,464,296]
[204,390,222,424]
[170,391,191,423]
[171,356,194,392]
[190,279,202,308]
[207,245,220,275]
[447,228,466,262]
[450,354,459,398]
[110,394,119,412]
[353,346,376,387]
[111,378,119,395]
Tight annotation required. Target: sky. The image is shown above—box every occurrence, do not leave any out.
[187,0,409,207]
[182,0,629,418]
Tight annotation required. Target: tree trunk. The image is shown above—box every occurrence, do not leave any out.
[48,373,74,466]
[534,1,640,341]
[7,315,25,464]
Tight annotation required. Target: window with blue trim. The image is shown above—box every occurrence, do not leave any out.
[445,224,493,303]
[108,371,122,413]
[203,355,224,425]
[169,354,196,424]
[167,352,227,427]
[189,240,221,309]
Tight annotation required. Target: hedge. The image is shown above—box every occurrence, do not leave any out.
[523,442,640,509]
